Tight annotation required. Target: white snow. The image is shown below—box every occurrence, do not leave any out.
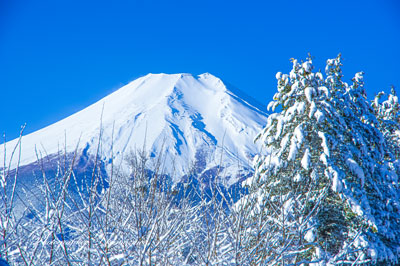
[275,117,284,139]
[318,86,330,99]
[288,125,304,161]
[302,61,312,73]
[294,173,302,182]
[354,72,364,83]
[301,148,310,170]
[296,101,306,114]
[110,254,125,261]
[319,153,328,166]
[304,228,316,242]
[304,87,315,103]
[314,109,325,123]
[309,101,317,118]
[327,167,342,192]
[282,74,289,82]
[1,73,268,184]
[318,131,330,157]
[346,158,365,187]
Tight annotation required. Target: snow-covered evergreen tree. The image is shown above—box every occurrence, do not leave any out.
[246,55,400,265]
[372,88,400,161]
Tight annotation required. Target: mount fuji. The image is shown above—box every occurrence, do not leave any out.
[2,73,268,186]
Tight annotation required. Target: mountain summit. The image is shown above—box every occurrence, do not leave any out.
[2,73,268,185]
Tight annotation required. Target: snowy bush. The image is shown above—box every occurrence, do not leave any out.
[0,136,251,265]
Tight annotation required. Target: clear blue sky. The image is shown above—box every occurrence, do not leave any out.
[1,0,399,140]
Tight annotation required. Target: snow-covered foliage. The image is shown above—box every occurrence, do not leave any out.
[372,87,400,161]
[246,54,400,265]
[0,141,256,265]
[372,87,400,125]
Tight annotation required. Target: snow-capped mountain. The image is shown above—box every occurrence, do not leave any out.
[2,73,267,185]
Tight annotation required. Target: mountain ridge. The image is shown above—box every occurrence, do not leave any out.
[2,73,268,185]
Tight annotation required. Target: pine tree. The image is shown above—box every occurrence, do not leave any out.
[372,87,400,161]
[245,55,400,265]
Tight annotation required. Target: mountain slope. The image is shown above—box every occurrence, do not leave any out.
[2,73,268,184]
